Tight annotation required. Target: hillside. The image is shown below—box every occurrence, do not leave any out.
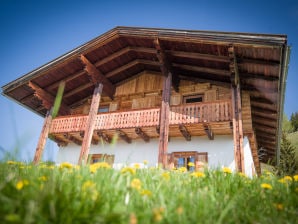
[287,131,298,161]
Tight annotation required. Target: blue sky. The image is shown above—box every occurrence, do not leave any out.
[0,0,297,161]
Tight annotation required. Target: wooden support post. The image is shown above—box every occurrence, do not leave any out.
[179,124,191,141]
[33,108,53,164]
[78,83,103,164]
[158,73,172,167]
[135,127,150,142]
[229,46,245,173]
[203,122,214,140]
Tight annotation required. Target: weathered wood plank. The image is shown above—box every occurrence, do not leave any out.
[135,127,150,142]
[78,83,103,164]
[33,109,53,164]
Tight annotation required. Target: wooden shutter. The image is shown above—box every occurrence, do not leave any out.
[204,89,218,102]
[170,95,181,105]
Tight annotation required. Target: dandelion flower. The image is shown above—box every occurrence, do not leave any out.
[222,167,232,174]
[161,172,170,181]
[261,183,272,190]
[121,167,136,175]
[153,207,165,222]
[59,162,73,169]
[140,189,152,197]
[293,175,298,182]
[176,206,183,215]
[273,203,283,211]
[178,167,187,173]
[143,160,148,165]
[90,162,111,173]
[131,178,142,190]
[191,172,205,178]
[283,176,293,181]
[133,163,141,169]
[187,162,195,167]
[16,180,29,190]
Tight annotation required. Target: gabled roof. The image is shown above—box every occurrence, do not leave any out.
[2,26,290,162]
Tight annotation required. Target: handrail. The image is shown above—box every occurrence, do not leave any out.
[49,100,231,134]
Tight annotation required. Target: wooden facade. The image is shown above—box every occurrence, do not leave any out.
[2,27,289,175]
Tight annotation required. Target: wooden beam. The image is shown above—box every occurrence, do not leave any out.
[96,131,112,144]
[63,133,82,145]
[116,130,131,144]
[33,109,53,164]
[80,54,115,99]
[28,81,70,115]
[203,122,214,140]
[135,127,150,142]
[78,83,103,164]
[157,69,172,168]
[172,63,231,77]
[154,38,179,92]
[229,45,245,173]
[178,124,191,141]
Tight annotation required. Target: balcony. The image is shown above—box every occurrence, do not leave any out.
[49,100,232,143]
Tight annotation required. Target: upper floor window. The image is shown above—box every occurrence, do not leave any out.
[98,106,109,113]
[183,94,203,104]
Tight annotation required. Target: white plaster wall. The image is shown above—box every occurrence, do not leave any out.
[56,135,234,169]
[243,136,256,177]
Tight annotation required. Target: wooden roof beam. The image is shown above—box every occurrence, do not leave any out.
[96,131,112,144]
[203,122,214,140]
[116,130,131,144]
[172,63,231,77]
[179,124,191,141]
[135,127,150,142]
[154,38,179,92]
[63,133,82,145]
[28,81,70,115]
[80,54,115,100]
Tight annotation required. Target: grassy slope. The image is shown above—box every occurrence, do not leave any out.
[287,131,298,161]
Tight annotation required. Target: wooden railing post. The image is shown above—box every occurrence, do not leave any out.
[33,108,53,164]
[78,83,103,164]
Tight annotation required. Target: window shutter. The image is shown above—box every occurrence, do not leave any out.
[204,89,218,102]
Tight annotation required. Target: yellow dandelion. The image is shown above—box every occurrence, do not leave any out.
[140,189,152,197]
[133,163,141,169]
[6,160,17,165]
[222,167,232,174]
[293,175,298,182]
[82,180,96,191]
[59,162,73,169]
[283,176,293,181]
[190,171,205,178]
[176,206,183,215]
[261,183,272,190]
[273,203,283,211]
[143,160,148,165]
[121,167,136,175]
[161,172,170,181]
[153,207,164,222]
[187,162,195,167]
[90,162,111,173]
[16,180,29,190]
[238,172,247,178]
[131,178,142,190]
[38,176,48,181]
[178,167,187,173]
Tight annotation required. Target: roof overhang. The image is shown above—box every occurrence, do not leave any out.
[2,26,289,162]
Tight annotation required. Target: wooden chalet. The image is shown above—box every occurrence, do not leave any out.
[2,27,289,175]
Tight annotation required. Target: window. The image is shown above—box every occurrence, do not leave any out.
[98,106,109,113]
[183,94,203,104]
[168,151,208,171]
[89,154,115,165]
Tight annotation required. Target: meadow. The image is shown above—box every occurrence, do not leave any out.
[0,161,297,224]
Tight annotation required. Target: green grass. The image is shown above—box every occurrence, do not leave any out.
[288,131,298,161]
[0,161,297,224]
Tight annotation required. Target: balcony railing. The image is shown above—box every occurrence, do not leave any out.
[49,100,231,134]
